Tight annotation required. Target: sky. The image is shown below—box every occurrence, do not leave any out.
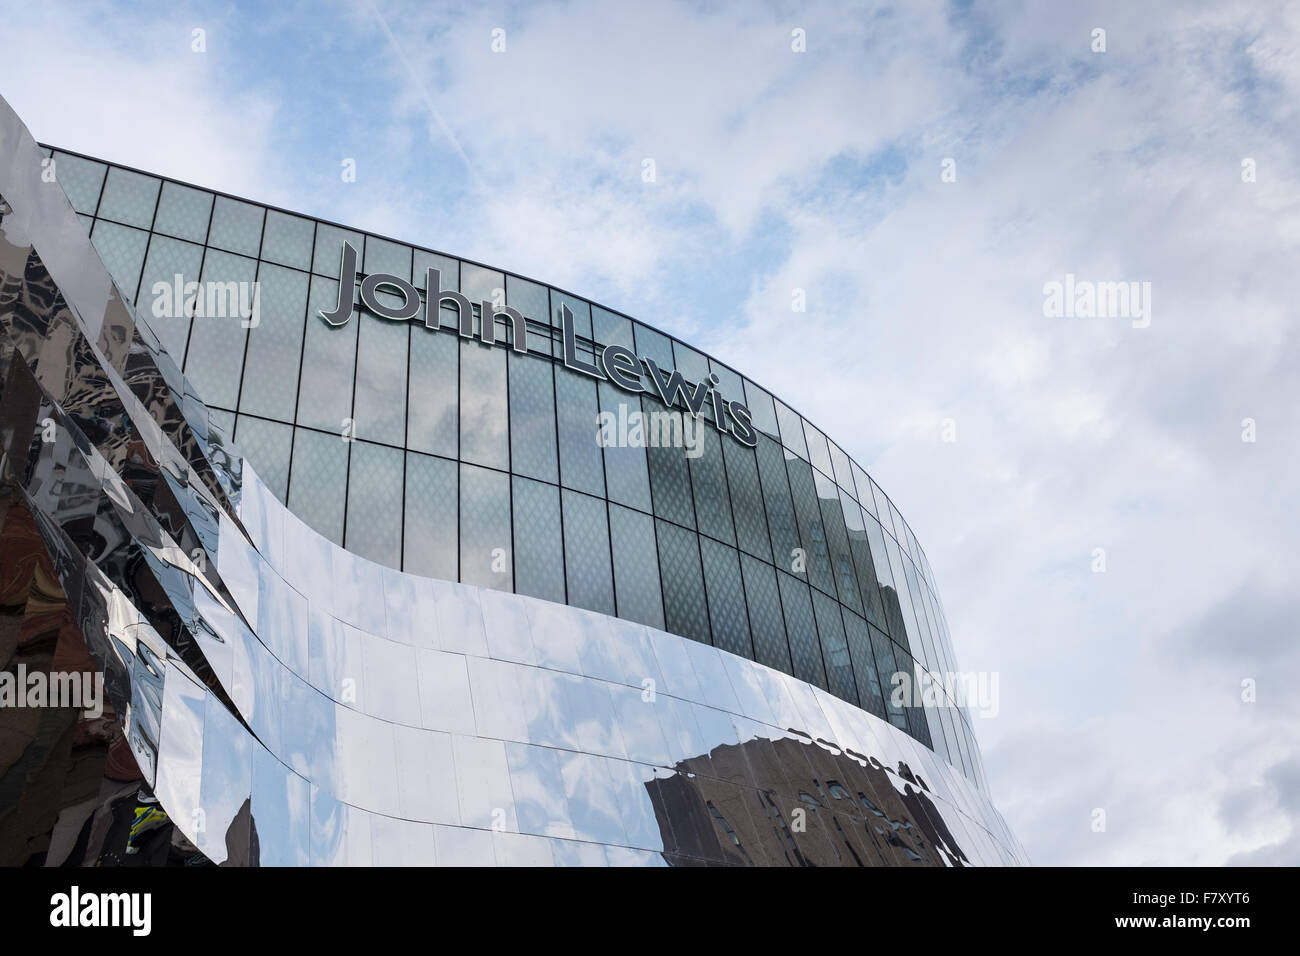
[2,0,1297,866]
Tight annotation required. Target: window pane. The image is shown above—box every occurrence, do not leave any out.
[505,274,547,323]
[297,275,357,434]
[815,469,863,614]
[313,223,364,277]
[810,590,856,706]
[208,196,264,257]
[644,395,694,529]
[598,382,650,512]
[50,152,106,215]
[407,331,458,457]
[507,350,557,482]
[404,452,457,581]
[364,236,412,280]
[655,521,709,645]
[632,322,673,370]
[136,235,203,361]
[460,463,512,591]
[186,249,255,409]
[153,181,213,242]
[774,399,808,460]
[842,611,885,719]
[344,441,403,568]
[288,428,348,545]
[776,572,826,690]
[459,340,508,470]
[720,438,772,563]
[90,220,148,299]
[688,427,734,545]
[591,306,632,349]
[739,554,790,672]
[699,538,751,659]
[754,434,798,574]
[802,420,834,477]
[742,379,779,440]
[262,210,314,271]
[239,262,307,421]
[555,366,604,497]
[608,504,663,629]
[235,415,291,502]
[352,312,407,445]
[511,475,564,603]
[96,167,159,228]
[561,490,614,615]
[785,453,835,595]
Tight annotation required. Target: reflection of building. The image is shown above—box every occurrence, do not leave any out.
[0,94,1025,866]
[646,736,972,867]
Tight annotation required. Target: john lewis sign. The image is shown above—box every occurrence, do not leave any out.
[321,241,757,447]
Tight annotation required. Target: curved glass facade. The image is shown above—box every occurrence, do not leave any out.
[43,145,986,793]
[2,93,1026,866]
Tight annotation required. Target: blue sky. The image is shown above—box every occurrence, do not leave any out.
[4,0,1299,865]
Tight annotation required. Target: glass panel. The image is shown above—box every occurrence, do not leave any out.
[810,590,857,706]
[754,434,798,574]
[407,329,458,457]
[688,427,735,545]
[288,428,348,544]
[561,490,613,614]
[344,440,403,567]
[785,453,835,595]
[403,452,457,581]
[843,499,885,628]
[720,438,772,562]
[364,236,412,280]
[50,151,106,215]
[708,359,745,408]
[549,289,592,337]
[776,571,826,690]
[608,504,663,629]
[90,220,148,299]
[827,440,854,494]
[352,312,408,445]
[591,306,633,349]
[153,180,213,242]
[742,379,779,439]
[738,553,790,672]
[643,395,694,529]
[802,420,834,478]
[208,196,265,257]
[842,609,886,719]
[699,538,751,659]
[632,322,674,370]
[598,382,651,512]
[774,399,808,460]
[869,624,908,730]
[239,262,308,421]
[505,274,548,322]
[135,235,203,361]
[554,366,604,496]
[262,210,315,270]
[511,475,565,603]
[297,275,357,433]
[234,416,291,502]
[655,521,709,644]
[460,463,512,591]
[96,167,160,228]
[508,350,557,482]
[671,341,710,384]
[459,340,509,470]
[186,249,256,409]
[815,469,862,614]
[313,223,364,277]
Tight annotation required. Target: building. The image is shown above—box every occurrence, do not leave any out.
[0,95,1026,866]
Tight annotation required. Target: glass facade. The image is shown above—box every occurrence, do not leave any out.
[46,144,986,792]
[1,96,1025,867]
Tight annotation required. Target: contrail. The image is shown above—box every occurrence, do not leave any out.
[364,0,487,192]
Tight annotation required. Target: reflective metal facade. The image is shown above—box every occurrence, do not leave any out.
[0,94,1026,865]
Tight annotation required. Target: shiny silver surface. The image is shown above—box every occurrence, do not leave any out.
[0,93,1026,866]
